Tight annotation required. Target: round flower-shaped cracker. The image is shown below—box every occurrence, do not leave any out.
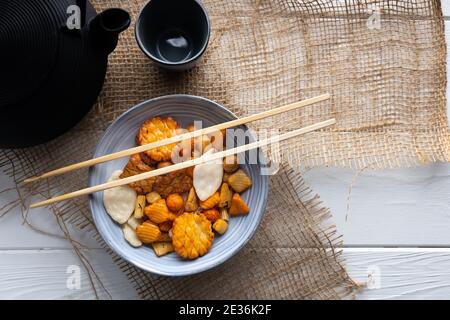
[137,117,179,162]
[172,213,214,259]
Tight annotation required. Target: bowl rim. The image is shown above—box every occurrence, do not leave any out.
[89,94,269,276]
[135,0,211,67]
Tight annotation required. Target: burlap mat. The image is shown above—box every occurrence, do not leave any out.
[0,0,447,299]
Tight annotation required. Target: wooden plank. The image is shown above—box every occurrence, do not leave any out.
[1,248,450,300]
[8,161,450,248]
[0,171,101,250]
[345,248,450,300]
[443,1,450,18]
[303,163,450,246]
[0,249,139,300]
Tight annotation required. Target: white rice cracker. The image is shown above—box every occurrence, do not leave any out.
[122,223,142,247]
[193,150,223,201]
[103,170,137,224]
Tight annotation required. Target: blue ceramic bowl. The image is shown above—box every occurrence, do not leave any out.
[89,95,269,276]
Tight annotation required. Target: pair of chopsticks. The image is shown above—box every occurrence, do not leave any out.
[27,94,335,208]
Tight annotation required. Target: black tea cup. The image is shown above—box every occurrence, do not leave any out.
[135,0,211,71]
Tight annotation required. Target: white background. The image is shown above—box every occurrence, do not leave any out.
[1,3,450,299]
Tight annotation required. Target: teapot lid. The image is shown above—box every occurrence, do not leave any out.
[0,0,59,107]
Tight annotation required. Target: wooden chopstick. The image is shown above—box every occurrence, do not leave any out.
[23,94,330,183]
[29,118,336,208]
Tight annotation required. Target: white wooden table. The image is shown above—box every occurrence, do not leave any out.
[1,4,450,300]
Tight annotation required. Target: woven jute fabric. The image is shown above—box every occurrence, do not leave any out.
[0,0,447,299]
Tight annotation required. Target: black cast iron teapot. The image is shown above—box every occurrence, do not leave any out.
[0,0,131,148]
